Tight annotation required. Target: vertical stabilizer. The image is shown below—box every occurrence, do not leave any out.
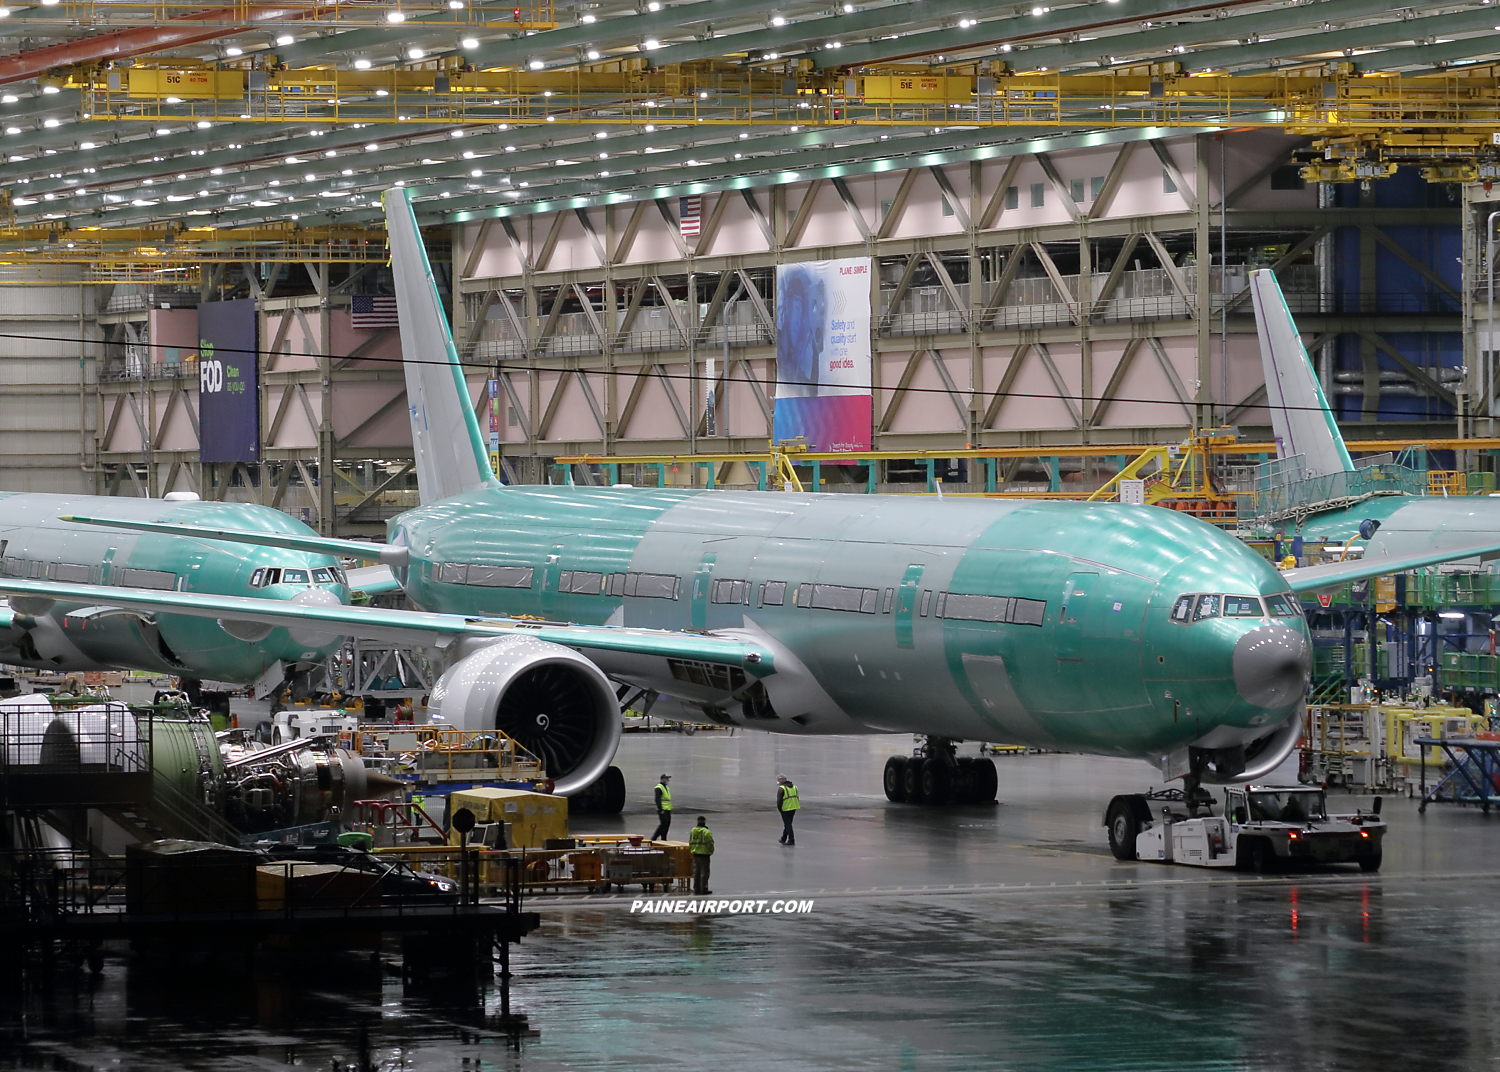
[1248,268,1354,477]
[383,187,498,504]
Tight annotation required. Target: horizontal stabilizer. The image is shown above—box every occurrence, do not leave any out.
[1282,537,1500,593]
[0,579,774,673]
[58,514,408,567]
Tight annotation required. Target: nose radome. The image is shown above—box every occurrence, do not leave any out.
[1233,624,1311,709]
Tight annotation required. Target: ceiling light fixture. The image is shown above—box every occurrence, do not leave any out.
[462,36,479,48]
[355,58,372,69]
[43,119,60,128]
[304,172,316,181]
[376,89,389,96]
[528,58,545,69]
[387,9,405,21]
[586,48,601,59]
[197,120,212,129]
[225,46,243,56]
[0,94,15,103]
[164,96,182,104]
[276,33,294,44]
[409,46,426,59]
[580,12,595,21]
[80,140,95,149]
[643,38,660,49]
[771,14,785,25]
[451,129,464,137]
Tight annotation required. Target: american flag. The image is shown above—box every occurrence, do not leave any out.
[679,195,702,239]
[351,294,399,329]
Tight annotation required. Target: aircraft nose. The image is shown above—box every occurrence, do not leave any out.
[1232,624,1311,709]
[288,587,345,650]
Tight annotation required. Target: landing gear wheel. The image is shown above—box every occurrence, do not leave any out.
[971,758,998,803]
[954,756,976,803]
[919,759,952,805]
[1105,796,1142,861]
[883,756,909,803]
[1358,852,1383,873]
[902,758,926,803]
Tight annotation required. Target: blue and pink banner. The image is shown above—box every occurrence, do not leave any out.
[773,257,872,452]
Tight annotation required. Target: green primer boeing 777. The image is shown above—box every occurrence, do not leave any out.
[13,191,1500,848]
[0,493,349,687]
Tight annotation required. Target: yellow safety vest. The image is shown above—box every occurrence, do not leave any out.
[656,783,672,810]
[689,826,714,854]
[780,784,800,812]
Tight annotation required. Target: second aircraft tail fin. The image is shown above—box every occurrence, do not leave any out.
[383,187,499,504]
[1248,268,1354,478]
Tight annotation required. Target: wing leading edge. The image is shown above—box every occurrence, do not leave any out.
[0,579,773,673]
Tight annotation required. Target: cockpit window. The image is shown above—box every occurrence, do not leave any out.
[282,569,309,585]
[312,568,333,584]
[1170,595,1193,623]
[1192,594,1220,621]
[1222,595,1264,617]
[1266,593,1304,618]
[259,568,281,587]
[250,568,265,587]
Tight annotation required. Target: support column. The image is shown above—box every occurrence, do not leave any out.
[1194,134,1212,431]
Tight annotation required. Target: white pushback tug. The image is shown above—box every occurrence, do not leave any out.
[1106,785,1386,873]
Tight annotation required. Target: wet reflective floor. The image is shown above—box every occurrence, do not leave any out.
[6,732,1500,1071]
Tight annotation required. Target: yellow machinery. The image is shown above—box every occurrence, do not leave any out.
[1302,702,1484,789]
[353,724,547,789]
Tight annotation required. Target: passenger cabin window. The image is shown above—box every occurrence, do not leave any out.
[760,581,787,606]
[712,579,752,605]
[443,563,535,588]
[282,569,310,585]
[558,570,605,595]
[1266,593,1304,618]
[1192,594,1220,621]
[806,584,880,614]
[616,572,680,599]
[937,593,1048,627]
[1222,595,1264,617]
[118,568,177,591]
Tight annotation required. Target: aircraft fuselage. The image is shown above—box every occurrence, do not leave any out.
[0,492,347,681]
[391,486,1311,764]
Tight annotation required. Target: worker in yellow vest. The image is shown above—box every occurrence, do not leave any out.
[776,774,800,845]
[688,815,714,894]
[652,774,673,840]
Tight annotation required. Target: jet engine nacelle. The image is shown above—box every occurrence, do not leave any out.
[427,635,621,795]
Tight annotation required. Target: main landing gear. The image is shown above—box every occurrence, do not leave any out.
[883,737,998,805]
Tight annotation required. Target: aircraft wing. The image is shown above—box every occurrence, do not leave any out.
[1282,537,1500,593]
[58,514,408,566]
[347,564,402,595]
[0,579,773,673]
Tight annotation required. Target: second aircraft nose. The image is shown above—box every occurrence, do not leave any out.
[1232,623,1311,709]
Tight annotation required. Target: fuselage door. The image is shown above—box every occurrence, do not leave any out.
[1056,572,1098,662]
[691,552,718,630]
[895,563,924,649]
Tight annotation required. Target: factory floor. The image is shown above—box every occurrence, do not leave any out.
[7,732,1500,1070]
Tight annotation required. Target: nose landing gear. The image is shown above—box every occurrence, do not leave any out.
[883,737,998,805]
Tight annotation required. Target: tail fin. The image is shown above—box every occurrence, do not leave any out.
[383,187,499,504]
[1248,268,1354,478]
